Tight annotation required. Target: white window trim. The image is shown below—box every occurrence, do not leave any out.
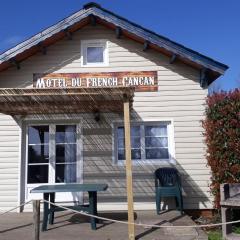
[112,120,176,166]
[81,39,109,67]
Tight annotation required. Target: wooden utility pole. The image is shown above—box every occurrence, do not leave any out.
[123,100,135,240]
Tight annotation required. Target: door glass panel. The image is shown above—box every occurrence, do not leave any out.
[56,144,76,163]
[28,145,49,163]
[55,125,77,183]
[56,125,76,143]
[27,126,49,183]
[28,165,48,183]
[28,126,49,144]
[56,164,77,183]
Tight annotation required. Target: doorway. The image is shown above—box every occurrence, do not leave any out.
[25,123,83,202]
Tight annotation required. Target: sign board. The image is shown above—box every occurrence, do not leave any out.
[33,71,158,92]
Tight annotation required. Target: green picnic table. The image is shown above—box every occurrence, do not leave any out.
[30,183,108,231]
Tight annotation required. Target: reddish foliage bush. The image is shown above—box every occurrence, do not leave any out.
[203,89,240,208]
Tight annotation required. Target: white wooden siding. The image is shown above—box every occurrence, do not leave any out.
[0,25,211,211]
[0,114,19,211]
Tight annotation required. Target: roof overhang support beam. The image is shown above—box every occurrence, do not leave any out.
[143,41,150,51]
[200,68,209,88]
[169,54,177,64]
[115,26,122,39]
[9,58,20,70]
[64,28,73,40]
[37,43,47,55]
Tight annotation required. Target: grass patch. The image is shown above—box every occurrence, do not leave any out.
[207,226,240,240]
[207,230,223,240]
[196,209,240,239]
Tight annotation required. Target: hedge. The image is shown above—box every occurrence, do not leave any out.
[203,89,240,208]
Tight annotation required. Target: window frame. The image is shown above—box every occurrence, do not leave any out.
[113,121,176,165]
[81,39,109,67]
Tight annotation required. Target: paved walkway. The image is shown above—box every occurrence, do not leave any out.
[0,210,207,240]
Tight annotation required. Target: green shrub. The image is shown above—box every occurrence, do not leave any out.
[203,89,240,208]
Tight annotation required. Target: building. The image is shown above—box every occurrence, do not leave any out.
[0,2,228,212]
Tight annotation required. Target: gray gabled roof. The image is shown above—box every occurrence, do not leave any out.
[0,2,228,79]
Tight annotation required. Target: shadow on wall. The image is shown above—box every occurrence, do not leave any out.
[82,110,210,210]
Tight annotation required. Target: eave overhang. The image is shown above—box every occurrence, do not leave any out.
[0,2,228,85]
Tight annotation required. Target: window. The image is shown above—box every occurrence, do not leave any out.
[114,122,175,163]
[27,124,79,184]
[81,40,108,67]
[145,125,169,159]
[117,126,141,160]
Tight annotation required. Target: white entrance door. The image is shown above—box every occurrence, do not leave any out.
[25,123,82,202]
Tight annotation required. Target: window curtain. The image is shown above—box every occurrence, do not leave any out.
[64,125,77,183]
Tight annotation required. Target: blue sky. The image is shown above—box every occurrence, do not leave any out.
[0,0,239,91]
